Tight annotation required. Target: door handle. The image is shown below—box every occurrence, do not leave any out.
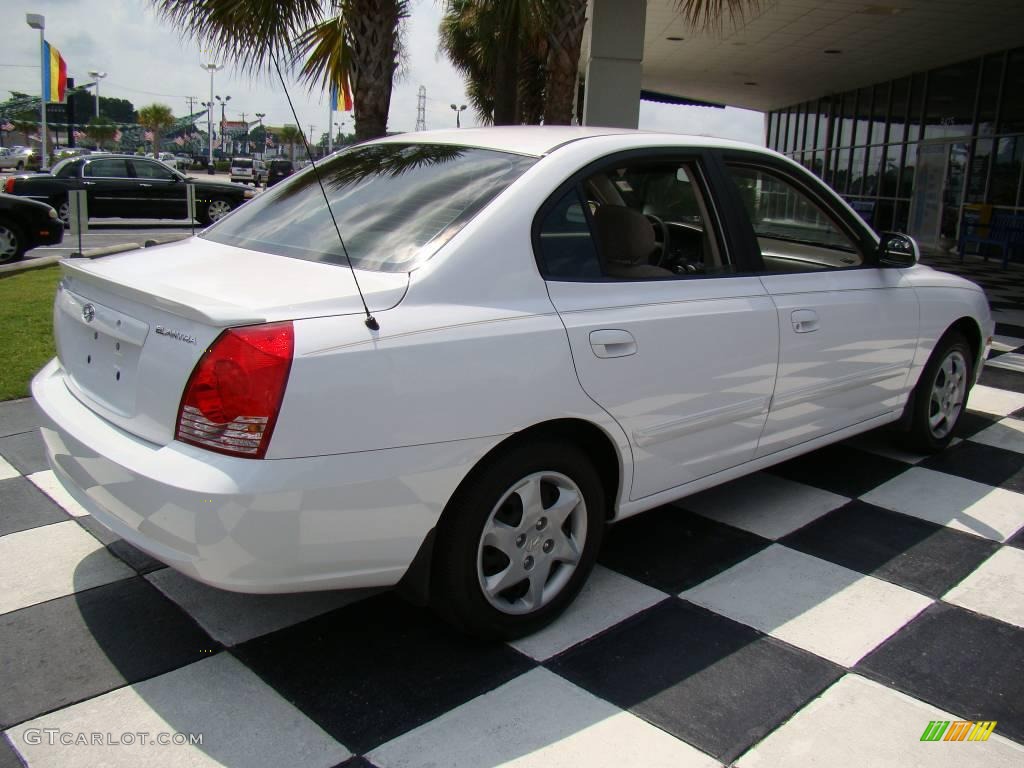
[82,181,95,185]
[791,309,819,333]
[139,183,152,187]
[590,329,637,358]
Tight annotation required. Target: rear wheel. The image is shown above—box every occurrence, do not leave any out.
[431,442,605,639]
[0,219,26,264]
[201,198,233,225]
[903,331,973,452]
[16,161,24,170]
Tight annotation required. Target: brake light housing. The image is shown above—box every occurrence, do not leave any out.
[4,178,14,194]
[175,322,294,459]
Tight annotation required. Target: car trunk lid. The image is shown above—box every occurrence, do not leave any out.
[54,236,407,445]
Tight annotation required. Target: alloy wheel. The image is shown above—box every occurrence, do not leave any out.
[207,200,232,222]
[476,471,587,616]
[0,225,19,263]
[58,201,70,224]
[928,349,967,439]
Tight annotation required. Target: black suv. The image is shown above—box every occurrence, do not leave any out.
[267,159,295,187]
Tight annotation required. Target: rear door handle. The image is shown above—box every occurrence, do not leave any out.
[590,329,637,358]
[139,183,152,188]
[791,309,819,333]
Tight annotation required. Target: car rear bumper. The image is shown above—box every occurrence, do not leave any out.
[32,358,496,593]
[33,219,63,246]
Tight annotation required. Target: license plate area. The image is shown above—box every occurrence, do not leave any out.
[55,289,149,416]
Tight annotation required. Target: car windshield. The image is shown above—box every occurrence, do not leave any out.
[232,159,252,168]
[203,143,536,272]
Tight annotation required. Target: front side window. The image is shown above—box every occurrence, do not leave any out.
[132,160,176,180]
[726,164,864,271]
[84,159,130,178]
[536,159,727,280]
[204,143,535,272]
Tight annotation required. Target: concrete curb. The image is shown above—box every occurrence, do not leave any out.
[0,253,63,276]
[73,242,143,259]
[0,233,194,276]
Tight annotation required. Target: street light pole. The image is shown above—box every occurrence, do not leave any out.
[200,62,222,174]
[450,103,467,128]
[87,70,106,118]
[26,13,47,170]
[255,112,265,157]
[216,95,231,156]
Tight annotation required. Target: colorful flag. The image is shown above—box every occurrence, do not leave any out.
[0,121,13,132]
[73,130,86,141]
[174,136,185,146]
[113,129,122,142]
[330,77,353,113]
[144,130,154,142]
[42,40,68,103]
[265,135,273,147]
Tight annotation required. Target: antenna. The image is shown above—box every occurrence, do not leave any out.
[271,55,378,331]
[415,86,426,131]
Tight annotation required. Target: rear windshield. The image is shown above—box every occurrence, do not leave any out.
[203,143,536,272]
[231,159,252,168]
[270,161,292,170]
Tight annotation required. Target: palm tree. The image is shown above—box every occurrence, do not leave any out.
[86,116,117,149]
[150,0,407,141]
[137,103,175,154]
[278,125,304,164]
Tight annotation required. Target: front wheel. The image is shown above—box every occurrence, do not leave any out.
[56,199,70,227]
[903,331,973,452]
[201,198,233,225]
[431,442,605,639]
[0,219,26,264]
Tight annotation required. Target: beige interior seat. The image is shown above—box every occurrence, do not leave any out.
[592,204,673,279]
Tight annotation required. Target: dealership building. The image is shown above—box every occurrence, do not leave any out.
[581,0,1024,251]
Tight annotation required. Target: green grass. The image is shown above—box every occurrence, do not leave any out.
[0,265,60,400]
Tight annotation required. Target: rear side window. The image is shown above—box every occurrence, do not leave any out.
[232,159,252,168]
[536,188,601,279]
[85,159,130,178]
[204,143,536,272]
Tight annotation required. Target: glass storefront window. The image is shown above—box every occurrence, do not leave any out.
[894,200,910,233]
[767,112,777,150]
[967,139,993,202]
[991,136,1023,206]
[977,53,1004,135]
[908,73,926,142]
[998,49,1024,134]
[888,78,909,145]
[804,103,818,153]
[923,59,979,140]
[855,87,873,145]
[849,146,867,196]
[863,146,884,197]
[788,104,800,153]
[880,144,901,197]
[840,92,856,147]
[834,148,851,194]
[871,82,890,146]
[874,200,895,233]
[816,100,830,151]
[900,143,918,198]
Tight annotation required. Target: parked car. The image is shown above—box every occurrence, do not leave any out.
[0,192,63,263]
[156,152,179,170]
[4,154,257,225]
[53,147,92,162]
[32,128,993,639]
[0,146,36,171]
[230,157,267,186]
[174,154,194,170]
[266,158,294,187]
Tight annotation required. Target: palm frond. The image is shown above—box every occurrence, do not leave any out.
[677,0,761,32]
[291,15,353,94]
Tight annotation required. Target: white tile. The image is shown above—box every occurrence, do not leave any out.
[680,472,848,540]
[862,467,1024,542]
[986,352,1024,374]
[27,469,89,517]
[5,654,349,768]
[990,335,1024,354]
[509,566,665,661]
[968,384,1024,417]
[737,674,1024,767]
[0,454,18,481]
[944,547,1024,629]
[145,567,376,647]
[369,667,720,768]
[681,545,931,666]
[0,521,134,615]
[968,418,1024,454]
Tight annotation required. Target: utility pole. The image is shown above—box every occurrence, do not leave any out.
[308,124,315,159]
[416,86,426,131]
[239,111,247,155]
[200,62,223,174]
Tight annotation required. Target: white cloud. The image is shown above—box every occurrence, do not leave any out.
[1,0,762,144]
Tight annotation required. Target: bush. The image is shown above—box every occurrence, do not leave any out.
[214,160,230,172]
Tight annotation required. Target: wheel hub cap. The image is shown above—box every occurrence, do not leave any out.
[928,350,967,439]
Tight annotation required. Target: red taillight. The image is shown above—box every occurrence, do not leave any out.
[175,322,294,459]
[4,178,14,193]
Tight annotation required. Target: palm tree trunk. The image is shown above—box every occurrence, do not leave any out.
[345,0,401,140]
[493,18,521,125]
[543,0,587,125]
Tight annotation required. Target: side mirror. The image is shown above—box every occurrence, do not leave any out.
[877,232,919,268]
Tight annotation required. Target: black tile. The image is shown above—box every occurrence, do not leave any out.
[599,504,770,593]
[234,592,535,754]
[857,602,1024,743]
[0,430,49,476]
[920,440,1024,494]
[767,443,909,498]
[0,734,25,768]
[76,515,166,575]
[0,399,41,440]
[954,410,1001,439]
[548,600,842,763]
[780,501,999,598]
[995,322,1024,338]
[978,365,1024,394]
[1009,528,1024,550]
[0,476,68,536]
[332,759,379,768]
[0,577,215,729]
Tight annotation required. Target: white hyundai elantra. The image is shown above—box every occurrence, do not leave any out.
[33,127,992,638]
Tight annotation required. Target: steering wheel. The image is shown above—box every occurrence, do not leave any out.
[644,213,670,266]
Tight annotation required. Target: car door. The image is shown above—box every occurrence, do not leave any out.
[538,153,780,501]
[130,159,187,219]
[718,156,919,456]
[81,158,137,218]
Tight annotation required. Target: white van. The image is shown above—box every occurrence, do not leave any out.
[229,157,267,186]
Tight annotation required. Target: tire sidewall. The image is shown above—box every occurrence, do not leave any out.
[911,332,973,452]
[0,218,25,263]
[433,442,606,639]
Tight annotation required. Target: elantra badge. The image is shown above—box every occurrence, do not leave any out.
[155,326,197,345]
[81,303,96,323]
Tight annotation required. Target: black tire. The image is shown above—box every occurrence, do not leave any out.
[53,197,70,228]
[0,218,26,264]
[15,161,24,170]
[431,441,606,639]
[902,331,974,453]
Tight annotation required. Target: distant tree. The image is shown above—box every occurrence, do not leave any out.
[277,125,304,163]
[137,103,175,153]
[70,91,136,124]
[86,116,117,149]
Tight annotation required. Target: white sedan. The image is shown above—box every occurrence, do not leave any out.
[33,127,992,638]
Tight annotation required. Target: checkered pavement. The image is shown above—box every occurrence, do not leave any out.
[1,254,1023,767]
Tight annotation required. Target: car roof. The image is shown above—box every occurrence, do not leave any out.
[372,126,766,157]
